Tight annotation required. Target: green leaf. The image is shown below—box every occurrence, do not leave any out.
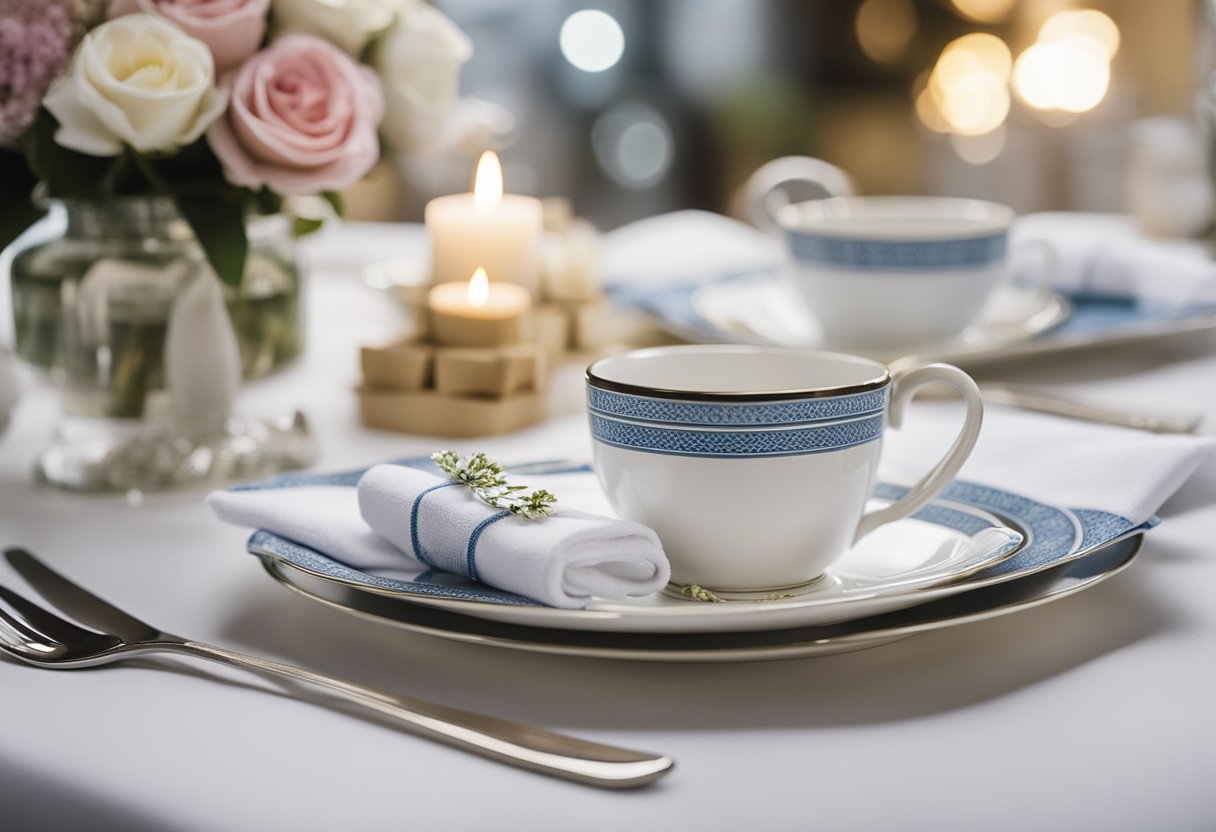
[291,215,325,237]
[429,449,558,519]
[254,187,283,216]
[26,109,116,198]
[0,148,47,252]
[174,193,249,288]
[320,190,346,218]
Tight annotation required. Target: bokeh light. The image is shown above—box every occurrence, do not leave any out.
[950,125,1008,165]
[915,86,951,135]
[1013,38,1110,113]
[559,10,625,73]
[949,0,1016,24]
[925,34,1012,136]
[592,102,674,189]
[915,6,1118,163]
[855,0,918,64]
[1038,9,1120,59]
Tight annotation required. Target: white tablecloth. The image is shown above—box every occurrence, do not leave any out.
[2,223,1215,832]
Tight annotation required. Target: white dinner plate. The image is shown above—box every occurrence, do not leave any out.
[246,459,1151,635]
[262,533,1143,663]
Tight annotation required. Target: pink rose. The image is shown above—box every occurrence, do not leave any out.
[206,34,384,196]
[108,0,269,72]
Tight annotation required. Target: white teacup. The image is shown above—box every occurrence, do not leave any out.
[744,156,1029,350]
[779,196,1015,349]
[586,345,983,597]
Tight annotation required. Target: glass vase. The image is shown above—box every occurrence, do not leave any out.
[4,198,315,491]
[9,198,302,380]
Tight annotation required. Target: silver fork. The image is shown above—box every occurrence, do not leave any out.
[0,548,674,789]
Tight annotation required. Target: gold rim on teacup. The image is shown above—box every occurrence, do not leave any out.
[586,345,891,402]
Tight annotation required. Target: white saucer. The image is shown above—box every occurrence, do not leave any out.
[245,459,1162,638]
[329,498,1021,634]
[690,272,1072,363]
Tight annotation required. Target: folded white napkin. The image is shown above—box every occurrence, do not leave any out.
[1012,212,1216,312]
[602,209,1216,313]
[208,464,670,609]
[881,402,1216,526]
[600,209,779,286]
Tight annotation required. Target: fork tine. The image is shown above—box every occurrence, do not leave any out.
[0,588,57,647]
[0,584,103,645]
[4,547,160,641]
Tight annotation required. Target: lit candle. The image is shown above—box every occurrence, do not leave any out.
[427,267,532,348]
[426,152,544,294]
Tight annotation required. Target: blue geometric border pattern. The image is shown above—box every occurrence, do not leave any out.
[249,531,543,607]
[587,386,889,427]
[239,459,1149,610]
[590,413,884,458]
[875,481,1140,577]
[1073,508,1156,550]
[788,231,1006,271]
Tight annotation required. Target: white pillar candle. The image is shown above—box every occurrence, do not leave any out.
[426,152,543,294]
[427,267,533,347]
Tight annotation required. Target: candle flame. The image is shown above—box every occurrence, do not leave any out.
[473,151,503,212]
[468,267,489,308]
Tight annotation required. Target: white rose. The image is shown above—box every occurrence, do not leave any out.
[43,13,227,156]
[374,2,472,152]
[271,0,397,56]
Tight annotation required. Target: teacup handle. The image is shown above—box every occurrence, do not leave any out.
[853,363,984,543]
[744,156,856,236]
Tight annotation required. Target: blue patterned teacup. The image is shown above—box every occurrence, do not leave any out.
[778,196,1015,349]
[587,345,983,597]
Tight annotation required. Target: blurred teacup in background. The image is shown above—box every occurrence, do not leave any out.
[779,195,1016,350]
[746,157,1042,351]
[586,345,983,596]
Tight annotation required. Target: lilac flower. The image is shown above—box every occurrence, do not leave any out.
[0,0,74,146]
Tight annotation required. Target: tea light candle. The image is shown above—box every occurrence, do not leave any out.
[426,152,543,294]
[428,267,532,347]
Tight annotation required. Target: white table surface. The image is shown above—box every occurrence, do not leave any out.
[2,222,1216,832]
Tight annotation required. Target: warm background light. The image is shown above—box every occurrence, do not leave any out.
[1014,39,1110,113]
[473,151,503,212]
[924,34,1012,136]
[913,7,1119,151]
[915,82,951,135]
[467,267,489,308]
[1013,9,1118,116]
[855,0,918,64]
[1039,9,1120,59]
[949,0,1016,24]
[950,125,1008,165]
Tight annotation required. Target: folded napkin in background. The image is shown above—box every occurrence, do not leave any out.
[599,209,779,286]
[208,465,669,609]
[600,209,1216,315]
[1012,212,1216,312]
[881,402,1216,527]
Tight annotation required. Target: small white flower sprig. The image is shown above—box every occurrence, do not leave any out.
[431,450,558,520]
[680,584,724,603]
